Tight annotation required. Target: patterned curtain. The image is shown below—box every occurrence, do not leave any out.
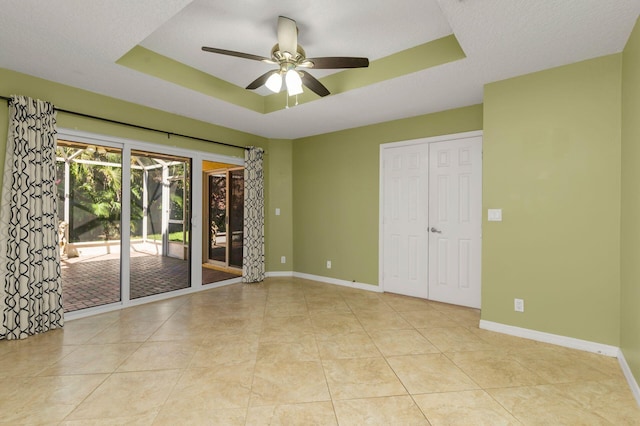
[0,95,63,340]
[242,146,265,283]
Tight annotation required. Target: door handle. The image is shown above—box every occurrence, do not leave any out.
[430,227,442,233]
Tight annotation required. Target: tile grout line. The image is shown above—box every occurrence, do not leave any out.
[303,286,342,425]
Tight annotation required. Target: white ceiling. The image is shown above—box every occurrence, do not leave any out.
[1,0,638,139]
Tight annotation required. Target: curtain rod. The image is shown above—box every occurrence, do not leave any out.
[0,95,248,151]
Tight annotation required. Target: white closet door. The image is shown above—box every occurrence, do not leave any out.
[427,136,482,308]
[381,144,429,298]
[380,133,482,308]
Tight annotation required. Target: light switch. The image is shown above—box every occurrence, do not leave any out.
[275,208,281,216]
[488,209,502,222]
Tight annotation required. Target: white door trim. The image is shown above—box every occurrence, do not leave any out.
[378,130,483,299]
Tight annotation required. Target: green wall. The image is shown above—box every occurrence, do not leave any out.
[292,105,483,285]
[0,69,260,179]
[0,68,291,272]
[482,55,622,345]
[265,139,294,271]
[621,17,640,382]
[0,70,263,156]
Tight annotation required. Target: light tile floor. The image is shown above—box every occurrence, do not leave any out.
[1,277,639,425]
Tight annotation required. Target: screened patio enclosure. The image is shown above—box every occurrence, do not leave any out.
[56,140,193,311]
[130,150,189,258]
[56,143,189,258]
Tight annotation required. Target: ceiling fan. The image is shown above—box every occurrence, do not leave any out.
[202,16,369,98]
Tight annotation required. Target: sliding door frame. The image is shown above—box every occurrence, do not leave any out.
[204,166,245,272]
[59,128,244,321]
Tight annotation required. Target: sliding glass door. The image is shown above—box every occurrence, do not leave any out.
[130,150,191,299]
[228,169,244,268]
[208,171,226,263]
[205,167,244,271]
[57,130,243,315]
[57,140,123,312]
[57,140,194,311]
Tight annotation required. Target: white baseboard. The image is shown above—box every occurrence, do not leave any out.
[618,351,640,407]
[292,272,382,293]
[202,277,243,288]
[265,271,294,278]
[479,320,619,357]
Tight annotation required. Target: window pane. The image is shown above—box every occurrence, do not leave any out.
[130,150,191,299]
[57,141,122,312]
[228,169,244,268]
[208,173,226,263]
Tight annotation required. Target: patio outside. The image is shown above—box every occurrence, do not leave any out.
[60,245,239,311]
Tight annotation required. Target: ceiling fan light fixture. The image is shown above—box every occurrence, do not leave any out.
[285,69,303,96]
[265,72,283,93]
[202,16,369,100]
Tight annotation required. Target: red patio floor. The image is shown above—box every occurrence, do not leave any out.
[61,254,240,312]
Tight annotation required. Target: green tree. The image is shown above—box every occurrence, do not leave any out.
[70,152,122,241]
[58,147,143,242]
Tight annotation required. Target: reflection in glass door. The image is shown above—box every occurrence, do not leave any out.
[130,150,191,299]
[208,172,226,263]
[205,167,244,271]
[228,169,244,268]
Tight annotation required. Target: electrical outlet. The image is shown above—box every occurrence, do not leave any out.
[488,209,503,222]
[280,256,286,264]
[514,298,524,312]
[326,260,332,269]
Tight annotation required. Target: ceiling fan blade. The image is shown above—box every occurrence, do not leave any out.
[246,70,279,90]
[201,46,274,64]
[305,56,369,69]
[300,71,330,97]
[277,16,297,57]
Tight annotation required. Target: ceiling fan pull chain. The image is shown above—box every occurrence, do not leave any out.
[295,94,299,106]
[286,94,290,109]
